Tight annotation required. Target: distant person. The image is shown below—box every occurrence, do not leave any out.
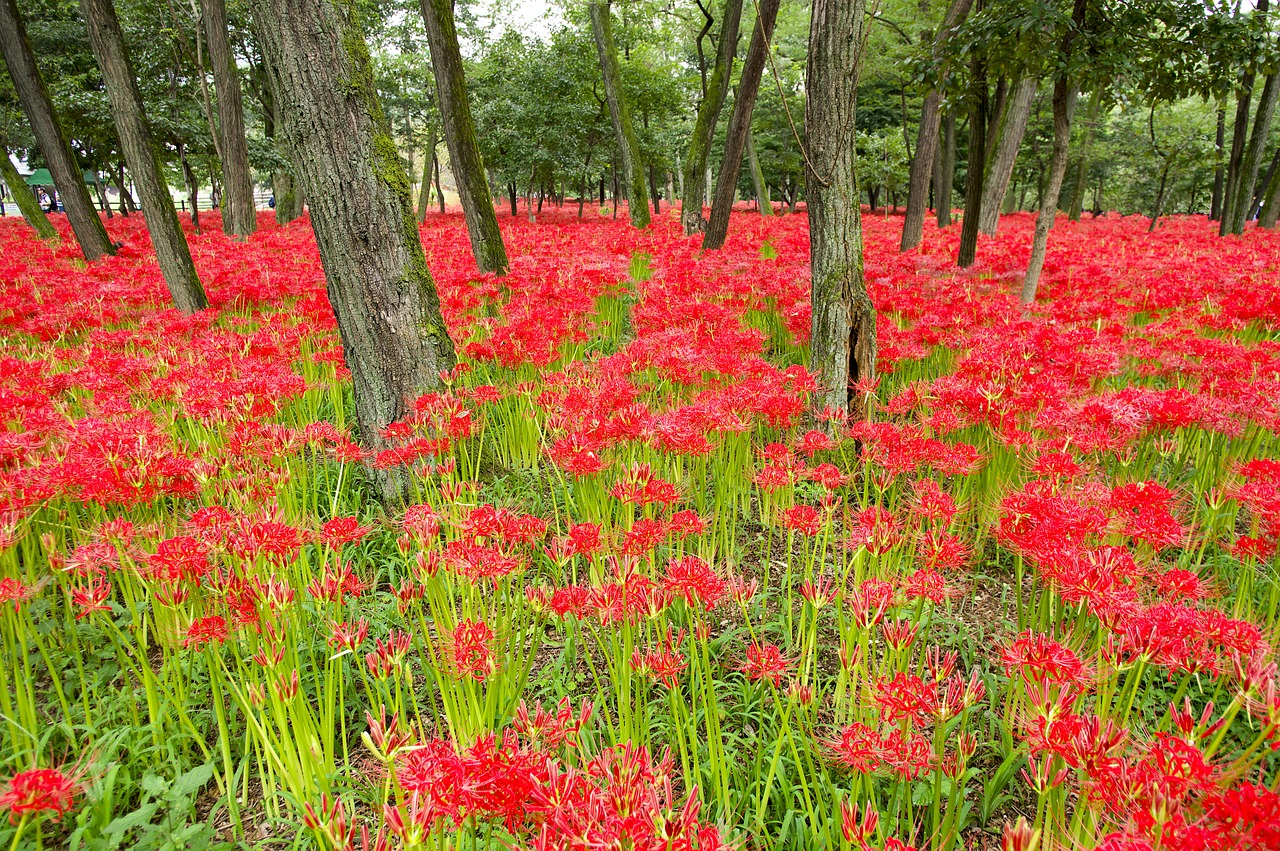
[268,195,275,209]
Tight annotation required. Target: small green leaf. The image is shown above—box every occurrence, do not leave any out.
[103,801,159,835]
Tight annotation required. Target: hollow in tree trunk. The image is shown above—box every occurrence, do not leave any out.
[420,0,508,273]
[978,75,1037,236]
[900,0,974,250]
[0,0,114,259]
[703,0,781,250]
[807,0,874,423]
[200,0,256,237]
[250,0,457,504]
[591,2,650,229]
[680,0,743,235]
[79,0,207,312]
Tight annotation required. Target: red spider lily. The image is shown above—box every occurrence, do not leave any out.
[320,516,372,547]
[1002,631,1094,688]
[840,799,880,846]
[632,630,689,688]
[147,536,211,583]
[741,643,791,686]
[782,504,823,536]
[69,576,112,619]
[662,556,725,611]
[512,698,593,750]
[184,615,228,649]
[328,619,369,653]
[0,767,77,824]
[448,620,496,681]
[0,577,39,612]
[366,630,412,680]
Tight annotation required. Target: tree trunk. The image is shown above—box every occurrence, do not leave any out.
[250,0,456,504]
[1258,150,1280,227]
[200,0,255,237]
[92,169,113,218]
[978,75,1036,236]
[1067,92,1099,220]
[178,140,201,234]
[1020,79,1077,304]
[0,0,114,259]
[0,146,58,240]
[1221,69,1258,234]
[936,109,956,226]
[417,124,438,221]
[1148,159,1171,232]
[1226,69,1280,234]
[420,0,509,272]
[807,0,874,422]
[113,165,130,215]
[703,0,781,250]
[434,153,444,213]
[680,0,743,235]
[1249,146,1280,220]
[648,163,661,214]
[956,51,988,267]
[746,127,772,215]
[901,0,974,250]
[1210,103,1225,220]
[80,0,207,312]
[590,2,651,228]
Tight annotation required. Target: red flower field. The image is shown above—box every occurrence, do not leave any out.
[0,205,1278,850]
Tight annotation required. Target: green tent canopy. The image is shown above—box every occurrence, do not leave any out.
[23,168,95,186]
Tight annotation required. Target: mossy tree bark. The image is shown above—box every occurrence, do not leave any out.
[0,145,58,240]
[978,75,1037,236]
[420,0,508,274]
[0,0,114,259]
[703,0,781,250]
[680,0,742,235]
[807,0,874,422]
[249,0,456,504]
[590,1,650,229]
[200,0,256,237]
[79,0,207,313]
[900,0,973,251]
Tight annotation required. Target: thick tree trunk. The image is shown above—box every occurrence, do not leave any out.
[1067,92,1099,220]
[703,0,781,250]
[978,75,1036,236]
[1020,79,1076,305]
[956,52,988,267]
[901,0,974,250]
[1258,151,1280,227]
[0,146,57,239]
[1249,146,1280,220]
[590,2,651,228]
[936,109,956,226]
[1211,104,1225,220]
[0,0,114,259]
[420,0,509,272]
[648,163,661,214]
[1221,79,1257,235]
[200,0,255,237]
[79,0,207,312]
[1226,70,1280,234]
[807,0,874,422]
[250,0,456,503]
[746,127,772,215]
[680,0,743,235]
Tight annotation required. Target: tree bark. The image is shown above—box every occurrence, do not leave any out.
[250,0,456,503]
[1258,149,1280,227]
[417,124,438,221]
[746,126,772,215]
[1226,69,1280,234]
[680,0,743,235]
[434,153,444,213]
[956,51,988,267]
[200,0,255,237]
[1210,103,1225,220]
[807,0,874,422]
[0,0,114,259]
[1148,159,1171,232]
[178,140,201,234]
[1249,145,1279,220]
[978,75,1036,236]
[1067,91,1099,221]
[1221,55,1258,232]
[901,0,974,251]
[79,0,207,312]
[420,0,509,272]
[0,146,58,240]
[936,109,956,226]
[590,2,650,228]
[1020,80,1076,304]
[703,0,781,250]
